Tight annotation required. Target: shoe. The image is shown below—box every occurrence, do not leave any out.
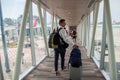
[63,66,66,69]
[56,71,60,76]
[62,66,66,71]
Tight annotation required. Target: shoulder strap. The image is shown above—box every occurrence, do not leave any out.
[57,27,62,32]
[57,27,62,36]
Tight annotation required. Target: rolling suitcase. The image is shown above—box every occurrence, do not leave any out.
[68,47,82,80]
[69,65,82,80]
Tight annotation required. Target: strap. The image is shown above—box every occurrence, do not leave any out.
[52,27,62,33]
[57,27,62,32]
[57,27,64,41]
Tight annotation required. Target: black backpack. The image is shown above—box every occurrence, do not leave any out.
[69,48,82,68]
[48,27,69,48]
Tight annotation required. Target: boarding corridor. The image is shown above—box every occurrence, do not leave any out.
[0,0,119,80]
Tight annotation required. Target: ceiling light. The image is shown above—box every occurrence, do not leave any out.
[88,0,95,8]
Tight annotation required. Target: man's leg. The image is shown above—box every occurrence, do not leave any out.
[54,48,59,71]
[60,47,66,70]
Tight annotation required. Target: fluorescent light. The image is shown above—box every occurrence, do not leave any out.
[88,0,95,8]
[39,0,50,9]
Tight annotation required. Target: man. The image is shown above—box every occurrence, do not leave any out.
[54,19,75,75]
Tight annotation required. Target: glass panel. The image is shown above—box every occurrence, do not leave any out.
[90,11,93,43]
[21,15,32,74]
[46,12,53,56]
[93,1,103,63]
[32,3,46,63]
[46,12,52,36]
[1,0,26,79]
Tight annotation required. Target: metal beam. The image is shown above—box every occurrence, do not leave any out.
[81,21,83,44]
[55,15,58,27]
[12,0,31,80]
[100,8,106,69]
[0,0,10,72]
[89,1,99,58]
[84,19,87,47]
[51,12,55,30]
[81,21,84,46]
[104,0,117,79]
[80,23,82,42]
[29,0,36,66]
[87,15,90,50]
[0,54,4,80]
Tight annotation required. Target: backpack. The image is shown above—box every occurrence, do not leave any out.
[48,27,69,48]
[69,48,82,68]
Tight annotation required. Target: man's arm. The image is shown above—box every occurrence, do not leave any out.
[59,28,74,46]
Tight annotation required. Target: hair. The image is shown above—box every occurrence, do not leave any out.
[59,19,65,24]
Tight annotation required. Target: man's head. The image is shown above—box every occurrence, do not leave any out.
[59,19,66,27]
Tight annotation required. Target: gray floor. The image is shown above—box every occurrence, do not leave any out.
[24,43,105,80]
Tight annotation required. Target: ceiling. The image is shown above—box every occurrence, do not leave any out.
[33,0,96,26]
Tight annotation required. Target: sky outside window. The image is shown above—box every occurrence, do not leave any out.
[1,0,120,22]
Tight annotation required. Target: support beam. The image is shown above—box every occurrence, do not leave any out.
[100,9,106,69]
[55,15,58,27]
[81,22,84,44]
[84,19,87,47]
[0,54,4,80]
[87,15,90,50]
[104,0,117,79]
[82,20,85,46]
[89,2,99,58]
[86,18,88,47]
[80,23,82,42]
[12,0,31,80]
[29,0,36,66]
[51,12,55,30]
[0,0,10,72]
[37,0,50,57]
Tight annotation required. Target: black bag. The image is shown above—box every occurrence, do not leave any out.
[69,48,82,68]
[59,36,69,48]
[48,28,61,48]
[48,27,69,48]
[63,41,69,48]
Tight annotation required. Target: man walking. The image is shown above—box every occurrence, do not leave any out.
[54,19,75,75]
